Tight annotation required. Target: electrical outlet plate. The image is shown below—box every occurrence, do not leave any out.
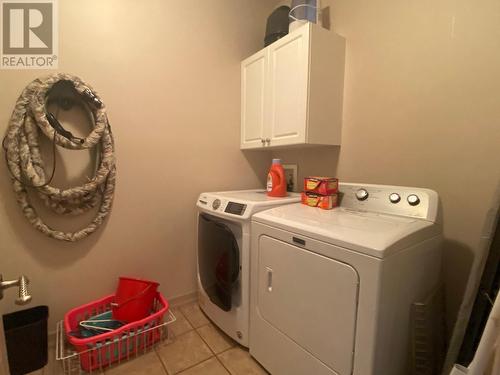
[283,164,298,192]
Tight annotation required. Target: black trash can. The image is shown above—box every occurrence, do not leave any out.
[3,306,49,375]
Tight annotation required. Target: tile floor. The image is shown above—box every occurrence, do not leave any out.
[29,301,268,375]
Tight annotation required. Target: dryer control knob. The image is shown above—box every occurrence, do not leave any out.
[389,193,401,203]
[356,189,369,201]
[212,199,221,210]
[407,194,420,206]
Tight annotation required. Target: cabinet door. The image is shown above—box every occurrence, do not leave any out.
[241,50,267,149]
[267,25,310,146]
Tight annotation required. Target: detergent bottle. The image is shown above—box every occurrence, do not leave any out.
[267,159,287,197]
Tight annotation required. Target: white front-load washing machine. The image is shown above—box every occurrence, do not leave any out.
[249,183,443,375]
[196,189,300,347]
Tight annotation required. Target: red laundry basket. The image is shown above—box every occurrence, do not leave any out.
[112,277,159,323]
[64,292,169,372]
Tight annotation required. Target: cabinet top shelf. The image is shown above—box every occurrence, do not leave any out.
[244,22,344,61]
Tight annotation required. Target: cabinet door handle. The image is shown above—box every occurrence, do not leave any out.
[265,138,270,145]
[261,138,265,145]
[266,267,273,292]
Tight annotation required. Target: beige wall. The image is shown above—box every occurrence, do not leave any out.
[0,0,275,328]
[274,0,500,330]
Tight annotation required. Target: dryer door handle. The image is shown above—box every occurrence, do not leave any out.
[266,267,273,292]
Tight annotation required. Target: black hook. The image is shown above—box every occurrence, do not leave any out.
[46,112,84,144]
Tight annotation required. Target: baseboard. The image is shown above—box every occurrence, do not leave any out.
[167,290,198,308]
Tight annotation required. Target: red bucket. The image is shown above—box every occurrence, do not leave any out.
[112,277,159,323]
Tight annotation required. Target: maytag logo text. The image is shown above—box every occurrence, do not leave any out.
[1,0,58,69]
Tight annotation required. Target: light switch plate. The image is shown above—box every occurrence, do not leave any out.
[283,164,298,192]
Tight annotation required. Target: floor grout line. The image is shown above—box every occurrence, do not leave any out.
[153,346,171,375]
[217,345,236,356]
[195,324,218,357]
[156,302,239,375]
[178,302,213,330]
[215,354,233,375]
[175,355,217,374]
[193,318,238,374]
[156,326,214,375]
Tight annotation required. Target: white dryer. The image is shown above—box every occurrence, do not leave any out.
[196,190,299,347]
[249,183,442,375]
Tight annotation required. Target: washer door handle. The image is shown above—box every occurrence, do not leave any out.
[266,267,273,292]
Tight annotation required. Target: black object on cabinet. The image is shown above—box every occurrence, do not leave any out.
[265,6,291,47]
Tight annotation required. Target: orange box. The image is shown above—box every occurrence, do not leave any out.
[304,177,339,195]
[301,192,338,210]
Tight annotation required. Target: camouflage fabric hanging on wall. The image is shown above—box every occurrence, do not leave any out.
[2,73,116,242]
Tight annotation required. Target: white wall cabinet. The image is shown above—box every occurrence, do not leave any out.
[241,23,345,150]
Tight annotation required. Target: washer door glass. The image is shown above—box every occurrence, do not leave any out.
[198,214,240,312]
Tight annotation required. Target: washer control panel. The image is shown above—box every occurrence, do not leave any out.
[197,195,247,216]
[340,183,438,221]
[225,202,247,215]
[212,199,221,210]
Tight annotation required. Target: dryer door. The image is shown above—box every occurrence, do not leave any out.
[256,236,359,375]
[198,214,240,312]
